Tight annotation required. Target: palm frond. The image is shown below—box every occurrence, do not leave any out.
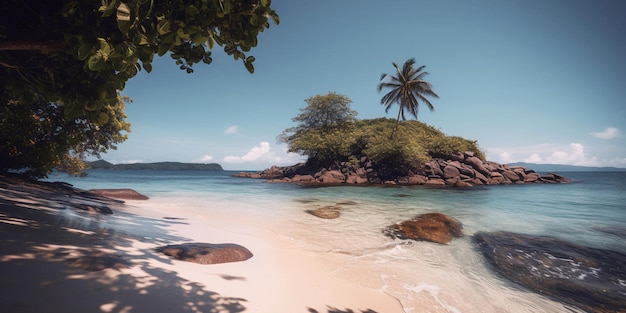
[377,58,438,138]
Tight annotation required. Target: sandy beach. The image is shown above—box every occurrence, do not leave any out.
[0,175,404,313]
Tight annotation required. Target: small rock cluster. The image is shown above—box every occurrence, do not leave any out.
[234,151,571,187]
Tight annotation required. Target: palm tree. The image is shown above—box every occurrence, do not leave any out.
[377,58,439,138]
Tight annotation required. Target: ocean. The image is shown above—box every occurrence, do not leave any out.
[51,170,626,313]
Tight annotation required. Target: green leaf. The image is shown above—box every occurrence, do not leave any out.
[98,0,117,17]
[116,2,132,34]
[157,19,171,35]
[87,54,105,71]
[98,38,112,57]
[244,60,254,73]
[97,112,110,125]
[142,62,152,73]
[138,34,149,45]
[77,43,93,60]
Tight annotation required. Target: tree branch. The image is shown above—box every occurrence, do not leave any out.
[0,41,65,52]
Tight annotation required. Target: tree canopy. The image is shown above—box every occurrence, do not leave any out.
[279,93,483,176]
[278,92,357,164]
[378,58,439,138]
[0,94,131,178]
[0,0,279,120]
[0,0,279,177]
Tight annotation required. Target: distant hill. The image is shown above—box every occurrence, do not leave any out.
[88,160,223,171]
[509,162,626,172]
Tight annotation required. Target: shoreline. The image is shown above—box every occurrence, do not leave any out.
[0,175,404,312]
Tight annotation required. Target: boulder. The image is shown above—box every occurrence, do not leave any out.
[318,170,345,184]
[291,174,315,183]
[346,174,368,184]
[454,180,473,188]
[474,231,626,313]
[306,206,341,219]
[89,188,149,200]
[524,172,541,182]
[425,178,446,186]
[443,165,461,179]
[502,170,521,182]
[408,175,427,185]
[156,243,253,264]
[384,213,463,244]
[232,172,261,179]
[464,156,490,176]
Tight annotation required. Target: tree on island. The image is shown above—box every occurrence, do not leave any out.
[377,58,439,139]
[278,92,483,179]
[278,92,358,166]
[0,0,279,178]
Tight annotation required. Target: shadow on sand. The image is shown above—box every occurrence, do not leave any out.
[308,307,379,313]
[0,175,247,312]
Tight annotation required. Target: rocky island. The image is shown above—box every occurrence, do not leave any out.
[234,151,571,187]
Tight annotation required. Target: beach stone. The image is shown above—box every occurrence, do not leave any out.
[89,188,149,200]
[318,170,345,183]
[473,231,626,313]
[524,172,541,182]
[291,174,316,183]
[425,178,446,186]
[156,243,253,264]
[464,156,490,176]
[408,174,427,185]
[443,165,461,179]
[346,174,368,184]
[384,213,463,244]
[454,180,473,188]
[502,170,521,182]
[306,206,341,219]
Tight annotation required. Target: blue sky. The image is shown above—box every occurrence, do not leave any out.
[101,0,626,170]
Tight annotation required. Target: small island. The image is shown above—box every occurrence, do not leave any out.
[88,160,223,171]
[233,93,570,187]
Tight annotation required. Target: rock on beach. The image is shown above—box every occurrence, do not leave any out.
[156,243,253,265]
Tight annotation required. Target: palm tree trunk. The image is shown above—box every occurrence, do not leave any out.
[390,108,402,139]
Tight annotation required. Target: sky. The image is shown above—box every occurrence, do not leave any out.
[101,0,626,170]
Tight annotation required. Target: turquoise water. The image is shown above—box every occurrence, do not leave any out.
[51,170,626,312]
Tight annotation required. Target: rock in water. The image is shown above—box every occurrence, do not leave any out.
[384,213,463,244]
[473,231,626,313]
[156,243,253,264]
[89,188,149,200]
[306,205,341,219]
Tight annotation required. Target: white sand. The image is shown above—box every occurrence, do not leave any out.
[0,180,404,313]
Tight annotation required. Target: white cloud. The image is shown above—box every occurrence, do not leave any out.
[499,151,513,163]
[225,125,239,135]
[199,155,214,162]
[545,143,599,166]
[488,143,605,166]
[115,159,144,164]
[524,153,543,163]
[591,127,620,139]
[222,141,305,166]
